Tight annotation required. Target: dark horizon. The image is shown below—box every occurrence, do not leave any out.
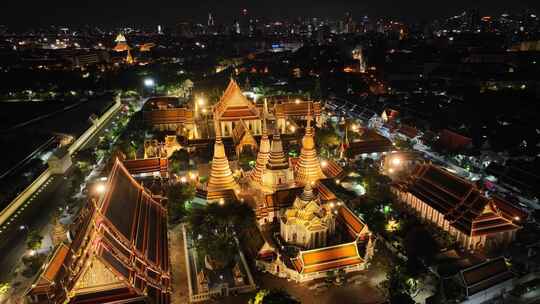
[2,0,540,29]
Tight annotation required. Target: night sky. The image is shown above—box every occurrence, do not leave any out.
[2,0,540,28]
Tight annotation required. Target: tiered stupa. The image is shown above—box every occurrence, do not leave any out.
[198,121,239,202]
[262,130,294,190]
[249,116,270,185]
[294,103,325,185]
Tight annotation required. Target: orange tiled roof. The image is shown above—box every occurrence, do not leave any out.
[42,243,69,282]
[338,206,365,236]
[293,242,363,274]
[214,79,259,120]
[274,101,321,118]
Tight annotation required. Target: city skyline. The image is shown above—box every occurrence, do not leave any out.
[2,0,540,28]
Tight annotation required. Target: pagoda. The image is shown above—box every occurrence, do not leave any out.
[249,116,270,185]
[262,130,294,190]
[113,33,130,52]
[196,121,239,202]
[294,103,325,185]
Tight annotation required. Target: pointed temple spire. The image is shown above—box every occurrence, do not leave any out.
[266,130,289,170]
[249,112,270,184]
[295,102,325,185]
[206,119,238,193]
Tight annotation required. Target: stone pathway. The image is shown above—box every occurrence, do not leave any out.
[170,224,189,304]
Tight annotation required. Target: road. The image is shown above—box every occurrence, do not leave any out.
[0,100,127,283]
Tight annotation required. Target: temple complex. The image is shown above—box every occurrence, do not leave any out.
[26,159,171,303]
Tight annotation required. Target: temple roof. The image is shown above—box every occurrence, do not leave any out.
[346,129,394,155]
[404,164,521,236]
[27,159,171,304]
[122,158,168,176]
[460,257,513,296]
[274,101,321,118]
[337,206,368,239]
[214,79,259,121]
[143,107,194,125]
[291,242,363,274]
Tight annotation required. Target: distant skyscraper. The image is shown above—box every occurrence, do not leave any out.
[208,12,215,27]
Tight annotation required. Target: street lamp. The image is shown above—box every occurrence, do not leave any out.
[144,78,155,88]
[94,183,106,194]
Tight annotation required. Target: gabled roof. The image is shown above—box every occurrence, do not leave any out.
[123,158,168,176]
[405,164,521,236]
[27,159,171,304]
[142,107,194,125]
[274,101,321,118]
[291,242,363,274]
[337,206,367,239]
[213,79,259,120]
[460,257,513,296]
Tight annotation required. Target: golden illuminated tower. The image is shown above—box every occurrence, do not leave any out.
[126,49,134,64]
[295,102,325,185]
[113,33,130,52]
[206,121,238,193]
[249,115,270,185]
[262,129,294,190]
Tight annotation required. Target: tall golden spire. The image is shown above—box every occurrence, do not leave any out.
[295,102,325,185]
[249,112,270,184]
[266,130,289,170]
[206,120,238,192]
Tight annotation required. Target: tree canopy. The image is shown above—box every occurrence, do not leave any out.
[187,201,255,266]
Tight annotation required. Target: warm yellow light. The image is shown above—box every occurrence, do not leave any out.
[321,160,328,168]
[197,98,205,106]
[95,183,106,194]
[180,176,187,183]
[391,158,401,166]
[290,126,296,132]
[219,198,225,206]
[295,99,300,104]
[388,168,394,174]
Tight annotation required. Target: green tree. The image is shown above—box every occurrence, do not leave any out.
[167,183,195,223]
[249,289,299,304]
[187,201,255,267]
[169,149,190,173]
[378,262,419,303]
[26,230,43,251]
